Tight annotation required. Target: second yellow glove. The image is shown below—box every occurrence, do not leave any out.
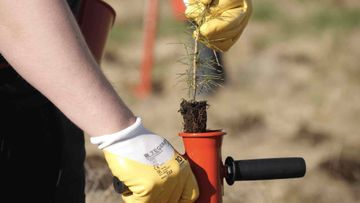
[185,0,252,52]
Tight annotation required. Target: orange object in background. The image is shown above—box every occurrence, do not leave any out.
[136,0,186,99]
[77,0,116,64]
[171,0,186,21]
[179,131,226,203]
[135,0,159,99]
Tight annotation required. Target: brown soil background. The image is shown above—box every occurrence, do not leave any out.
[85,0,360,202]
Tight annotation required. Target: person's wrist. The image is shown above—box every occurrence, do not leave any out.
[90,117,143,149]
[119,115,137,132]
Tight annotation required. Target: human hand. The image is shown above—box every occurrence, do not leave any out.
[91,117,199,203]
[185,0,252,52]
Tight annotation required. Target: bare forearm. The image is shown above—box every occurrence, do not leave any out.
[0,0,135,136]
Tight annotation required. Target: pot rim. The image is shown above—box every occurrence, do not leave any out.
[179,130,226,138]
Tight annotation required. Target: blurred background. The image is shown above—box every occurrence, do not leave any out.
[84,0,360,202]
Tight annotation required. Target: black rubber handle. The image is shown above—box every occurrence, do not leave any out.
[225,156,306,185]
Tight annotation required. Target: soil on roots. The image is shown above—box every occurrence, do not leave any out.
[179,99,208,133]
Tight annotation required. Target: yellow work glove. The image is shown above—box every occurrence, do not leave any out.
[185,0,252,52]
[91,117,199,203]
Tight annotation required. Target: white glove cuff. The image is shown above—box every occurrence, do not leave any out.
[90,117,142,149]
[90,117,175,165]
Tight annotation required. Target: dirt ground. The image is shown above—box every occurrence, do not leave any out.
[85,0,360,202]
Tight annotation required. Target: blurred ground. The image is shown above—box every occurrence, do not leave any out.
[85,0,360,202]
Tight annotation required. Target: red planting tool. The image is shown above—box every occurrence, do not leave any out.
[179,130,305,203]
[114,130,306,203]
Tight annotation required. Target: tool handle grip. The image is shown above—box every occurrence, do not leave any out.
[225,157,306,185]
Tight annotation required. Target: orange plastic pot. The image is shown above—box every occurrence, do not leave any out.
[179,130,226,203]
[77,0,116,64]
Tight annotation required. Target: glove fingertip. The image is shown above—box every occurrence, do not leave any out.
[185,1,207,21]
[184,7,195,19]
[180,171,200,203]
[199,22,211,37]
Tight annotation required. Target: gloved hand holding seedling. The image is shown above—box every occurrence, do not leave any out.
[179,0,252,133]
[185,0,252,52]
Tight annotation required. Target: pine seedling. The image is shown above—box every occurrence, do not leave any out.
[178,3,224,133]
[177,17,224,101]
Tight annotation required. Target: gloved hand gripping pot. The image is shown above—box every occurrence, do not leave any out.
[91,117,199,203]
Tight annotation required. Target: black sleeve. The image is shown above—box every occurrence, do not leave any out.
[0,54,8,64]
[67,0,83,16]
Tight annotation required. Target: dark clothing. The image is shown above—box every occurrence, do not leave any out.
[0,67,85,203]
[0,1,86,202]
[0,55,6,64]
